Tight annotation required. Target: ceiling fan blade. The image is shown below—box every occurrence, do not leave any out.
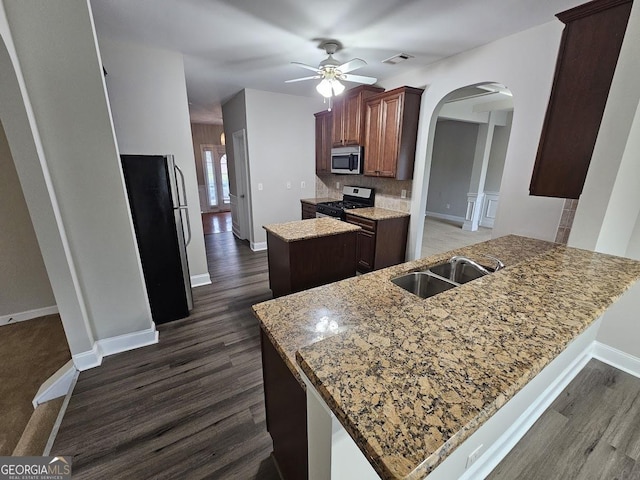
[285,75,322,83]
[341,73,377,85]
[291,61,321,73]
[338,58,366,73]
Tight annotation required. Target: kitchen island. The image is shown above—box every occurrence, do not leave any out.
[252,235,640,479]
[263,217,360,297]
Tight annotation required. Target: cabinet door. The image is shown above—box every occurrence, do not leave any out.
[363,99,382,176]
[301,202,316,220]
[378,93,403,177]
[343,93,363,145]
[331,96,345,147]
[315,111,332,174]
[356,229,376,272]
[529,0,632,198]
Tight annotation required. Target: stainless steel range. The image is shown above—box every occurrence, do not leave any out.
[316,186,375,220]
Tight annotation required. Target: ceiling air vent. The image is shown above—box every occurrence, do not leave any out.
[382,53,414,65]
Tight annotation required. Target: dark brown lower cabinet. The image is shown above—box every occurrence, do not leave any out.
[301,201,317,220]
[266,230,357,297]
[346,213,410,273]
[260,329,308,480]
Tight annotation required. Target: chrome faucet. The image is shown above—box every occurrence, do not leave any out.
[449,256,493,277]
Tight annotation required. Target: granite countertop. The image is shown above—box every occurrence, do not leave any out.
[300,197,338,205]
[252,235,640,480]
[346,207,410,221]
[263,217,360,242]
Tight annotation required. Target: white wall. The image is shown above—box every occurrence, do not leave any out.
[1,0,153,352]
[221,90,248,199]
[0,120,55,317]
[379,21,567,259]
[426,120,478,218]
[95,36,209,286]
[243,89,324,246]
[485,111,513,192]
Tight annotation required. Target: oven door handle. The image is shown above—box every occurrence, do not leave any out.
[349,154,356,171]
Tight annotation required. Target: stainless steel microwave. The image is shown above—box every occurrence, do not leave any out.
[331,146,363,175]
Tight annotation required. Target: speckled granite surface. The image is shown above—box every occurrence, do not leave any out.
[300,197,338,205]
[346,207,410,221]
[263,217,360,242]
[252,235,640,480]
[297,246,640,479]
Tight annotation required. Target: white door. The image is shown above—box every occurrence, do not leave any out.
[231,129,251,241]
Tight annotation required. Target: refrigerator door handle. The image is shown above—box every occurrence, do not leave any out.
[178,206,192,246]
[174,164,188,207]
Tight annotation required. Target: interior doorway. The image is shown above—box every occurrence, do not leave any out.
[201,144,230,213]
[420,83,514,258]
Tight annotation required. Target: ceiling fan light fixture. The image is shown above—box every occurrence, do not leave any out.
[316,78,344,98]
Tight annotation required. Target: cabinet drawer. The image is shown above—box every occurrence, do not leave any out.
[345,214,376,232]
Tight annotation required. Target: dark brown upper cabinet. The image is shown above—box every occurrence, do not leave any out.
[314,110,332,174]
[529,0,633,199]
[363,86,423,180]
[331,85,384,147]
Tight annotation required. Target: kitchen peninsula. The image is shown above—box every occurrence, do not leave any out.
[252,236,640,479]
[263,217,360,298]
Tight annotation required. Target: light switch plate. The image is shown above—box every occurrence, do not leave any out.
[301,181,306,189]
[286,182,291,189]
[258,183,263,191]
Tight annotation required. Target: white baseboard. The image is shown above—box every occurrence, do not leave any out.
[592,341,640,379]
[0,305,58,326]
[72,324,159,371]
[425,211,465,225]
[251,241,267,252]
[191,273,212,287]
[32,360,77,408]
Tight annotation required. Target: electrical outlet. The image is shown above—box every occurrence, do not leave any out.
[286,181,291,190]
[446,203,451,209]
[336,182,340,190]
[301,181,306,189]
[258,183,263,191]
[466,444,483,469]
[401,189,407,199]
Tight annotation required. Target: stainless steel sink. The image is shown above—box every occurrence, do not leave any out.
[428,261,487,284]
[390,272,457,299]
[391,255,504,299]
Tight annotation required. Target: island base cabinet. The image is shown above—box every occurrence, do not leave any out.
[261,329,308,480]
[266,231,357,297]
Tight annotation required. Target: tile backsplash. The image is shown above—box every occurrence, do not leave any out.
[555,199,578,244]
[316,174,412,212]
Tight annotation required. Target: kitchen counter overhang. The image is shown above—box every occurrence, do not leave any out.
[252,235,640,479]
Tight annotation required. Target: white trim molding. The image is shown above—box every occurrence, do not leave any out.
[0,305,58,326]
[425,211,466,225]
[32,360,77,408]
[463,192,484,232]
[592,341,640,379]
[190,273,212,287]
[479,191,500,229]
[251,241,267,252]
[72,324,159,371]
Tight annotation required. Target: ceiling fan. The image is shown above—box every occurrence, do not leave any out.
[285,41,377,98]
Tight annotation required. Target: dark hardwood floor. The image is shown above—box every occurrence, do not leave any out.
[489,359,640,480]
[52,231,280,479]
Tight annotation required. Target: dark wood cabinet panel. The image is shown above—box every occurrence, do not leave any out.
[346,213,410,273]
[260,329,308,480]
[529,0,632,199]
[314,111,332,174]
[301,201,316,220]
[364,86,423,180]
[331,85,384,147]
[266,231,357,297]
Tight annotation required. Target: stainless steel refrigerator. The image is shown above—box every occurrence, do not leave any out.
[121,154,193,324]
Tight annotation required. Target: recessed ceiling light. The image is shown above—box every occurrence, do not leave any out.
[382,53,415,65]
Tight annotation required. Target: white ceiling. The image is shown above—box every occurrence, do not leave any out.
[90,0,584,124]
